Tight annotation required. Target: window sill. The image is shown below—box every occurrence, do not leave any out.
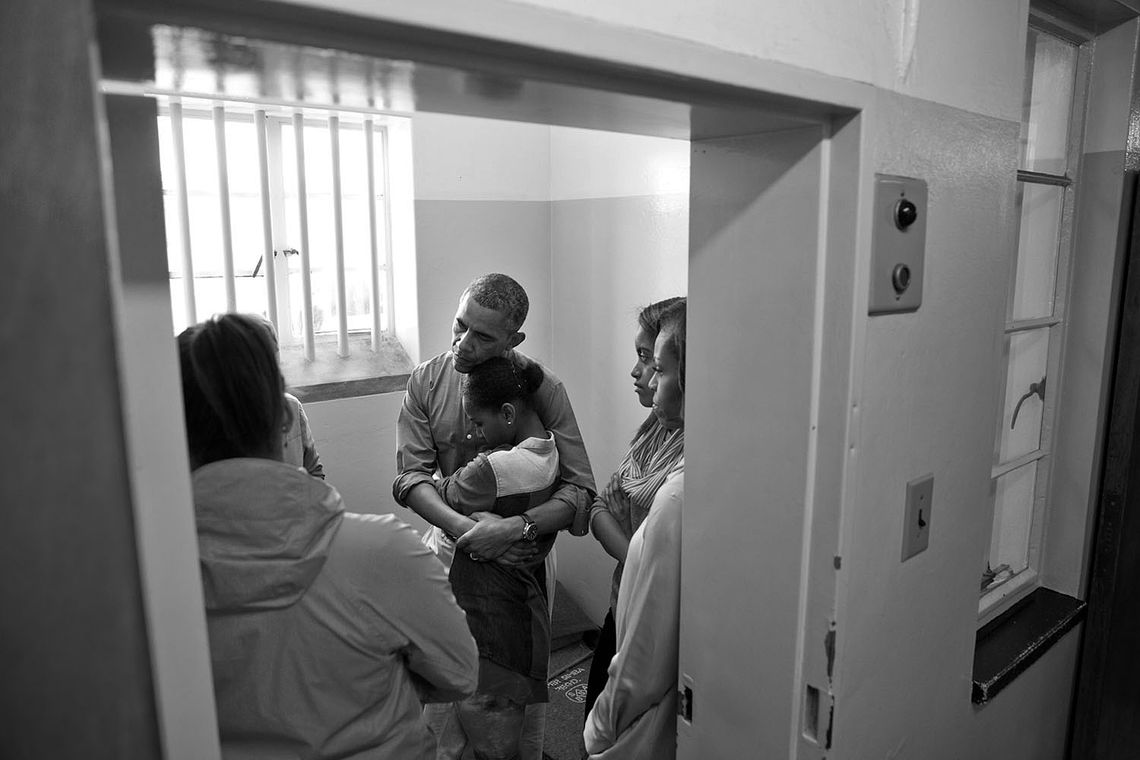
[972,586,1085,705]
[280,332,413,402]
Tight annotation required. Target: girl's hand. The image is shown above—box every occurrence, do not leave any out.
[609,471,624,494]
[606,484,632,520]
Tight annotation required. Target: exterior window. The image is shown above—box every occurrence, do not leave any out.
[156,97,403,366]
[981,27,1084,617]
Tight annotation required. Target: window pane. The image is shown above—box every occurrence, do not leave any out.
[1020,29,1076,174]
[224,118,261,197]
[186,194,223,277]
[229,196,267,277]
[182,115,219,196]
[998,328,1049,464]
[1011,182,1063,321]
[989,461,1038,586]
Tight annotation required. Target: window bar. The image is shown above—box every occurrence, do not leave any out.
[213,105,237,312]
[169,101,196,325]
[329,114,350,357]
[254,109,278,330]
[293,112,316,362]
[381,125,396,336]
[365,119,382,350]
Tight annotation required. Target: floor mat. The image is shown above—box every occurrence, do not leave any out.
[543,583,599,760]
[543,643,592,760]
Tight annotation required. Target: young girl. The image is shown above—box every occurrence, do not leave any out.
[430,355,560,759]
[180,313,477,759]
[584,301,686,760]
[585,297,686,715]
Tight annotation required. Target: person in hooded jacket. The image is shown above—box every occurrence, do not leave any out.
[180,313,479,760]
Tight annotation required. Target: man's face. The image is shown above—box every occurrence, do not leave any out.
[451,293,520,373]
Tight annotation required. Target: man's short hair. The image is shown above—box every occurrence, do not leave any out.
[463,273,529,331]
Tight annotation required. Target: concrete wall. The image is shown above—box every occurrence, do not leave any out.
[3,2,162,756]
[832,89,1028,760]
[548,126,689,619]
[280,0,1028,121]
[411,113,554,368]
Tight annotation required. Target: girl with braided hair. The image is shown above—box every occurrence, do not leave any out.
[430,355,561,760]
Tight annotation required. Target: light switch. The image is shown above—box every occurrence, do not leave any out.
[901,474,934,561]
[870,175,927,314]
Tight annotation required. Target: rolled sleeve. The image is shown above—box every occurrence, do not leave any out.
[393,372,440,505]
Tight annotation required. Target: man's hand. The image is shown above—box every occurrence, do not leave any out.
[455,511,525,561]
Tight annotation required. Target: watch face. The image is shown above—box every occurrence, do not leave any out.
[522,518,538,541]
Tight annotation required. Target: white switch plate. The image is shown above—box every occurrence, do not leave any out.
[902,474,934,561]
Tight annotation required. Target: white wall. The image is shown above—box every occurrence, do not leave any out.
[411,112,554,367]
[548,126,690,620]
[833,90,1025,759]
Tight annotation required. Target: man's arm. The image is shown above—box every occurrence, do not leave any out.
[528,366,597,534]
[297,401,325,480]
[392,371,481,539]
[392,370,443,506]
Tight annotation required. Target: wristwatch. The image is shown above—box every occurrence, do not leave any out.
[520,513,539,542]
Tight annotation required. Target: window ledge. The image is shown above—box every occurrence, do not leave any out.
[280,332,413,402]
[972,586,1085,705]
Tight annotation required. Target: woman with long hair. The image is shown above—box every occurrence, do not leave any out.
[584,300,687,759]
[584,297,685,715]
[180,313,477,759]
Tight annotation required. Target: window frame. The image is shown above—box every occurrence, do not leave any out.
[156,97,403,361]
[979,19,1093,625]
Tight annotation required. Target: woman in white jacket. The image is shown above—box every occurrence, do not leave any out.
[584,301,686,760]
[180,313,478,759]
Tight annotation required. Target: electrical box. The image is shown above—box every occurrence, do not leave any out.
[870,175,927,314]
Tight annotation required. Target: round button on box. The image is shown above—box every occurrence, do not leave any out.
[894,198,918,230]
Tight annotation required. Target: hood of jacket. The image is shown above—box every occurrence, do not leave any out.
[193,458,344,612]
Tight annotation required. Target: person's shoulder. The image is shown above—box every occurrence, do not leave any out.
[412,351,452,375]
[408,351,456,387]
[649,469,684,521]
